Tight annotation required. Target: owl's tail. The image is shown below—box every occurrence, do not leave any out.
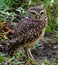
[0,40,9,56]
[0,38,18,56]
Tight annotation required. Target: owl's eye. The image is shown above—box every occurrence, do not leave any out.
[31,12,36,15]
[40,12,44,15]
[40,10,45,15]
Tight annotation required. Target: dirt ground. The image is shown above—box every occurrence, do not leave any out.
[0,33,58,65]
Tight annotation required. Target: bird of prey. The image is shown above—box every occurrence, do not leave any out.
[0,6,48,60]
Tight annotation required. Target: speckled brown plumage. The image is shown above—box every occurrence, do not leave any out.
[0,6,48,57]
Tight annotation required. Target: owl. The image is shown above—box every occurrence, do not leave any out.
[0,6,48,60]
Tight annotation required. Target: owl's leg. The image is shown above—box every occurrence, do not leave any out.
[24,48,37,64]
[24,48,34,59]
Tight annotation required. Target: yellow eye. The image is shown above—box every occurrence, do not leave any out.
[31,12,36,15]
[40,10,45,15]
[40,12,44,15]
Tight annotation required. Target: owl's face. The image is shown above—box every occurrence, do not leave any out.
[27,6,47,21]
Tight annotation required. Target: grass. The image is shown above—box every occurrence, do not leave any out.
[0,0,58,65]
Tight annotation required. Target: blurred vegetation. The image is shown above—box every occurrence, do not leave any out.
[0,0,58,65]
[0,0,58,33]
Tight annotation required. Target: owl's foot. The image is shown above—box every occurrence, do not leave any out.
[25,58,37,65]
[24,48,37,65]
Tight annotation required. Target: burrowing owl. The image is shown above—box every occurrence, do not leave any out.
[0,6,47,59]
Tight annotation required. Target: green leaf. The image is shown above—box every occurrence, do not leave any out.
[46,25,52,33]
[0,0,4,9]
[0,55,5,63]
[29,0,32,5]
[56,17,58,25]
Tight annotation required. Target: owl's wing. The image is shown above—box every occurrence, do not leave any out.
[9,17,46,48]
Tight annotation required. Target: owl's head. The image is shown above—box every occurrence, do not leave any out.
[27,6,47,21]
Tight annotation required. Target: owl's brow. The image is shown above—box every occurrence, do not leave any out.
[31,10,36,13]
[30,10,38,15]
[40,10,45,14]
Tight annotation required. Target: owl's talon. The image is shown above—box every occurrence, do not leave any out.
[30,58,37,65]
[25,59,30,65]
[25,58,37,65]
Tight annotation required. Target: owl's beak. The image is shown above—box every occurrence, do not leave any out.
[36,16,40,19]
[36,15,40,20]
